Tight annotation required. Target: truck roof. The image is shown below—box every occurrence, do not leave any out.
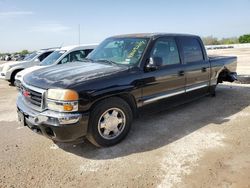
[112,33,199,38]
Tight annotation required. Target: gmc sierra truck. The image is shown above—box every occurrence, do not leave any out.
[17,33,237,147]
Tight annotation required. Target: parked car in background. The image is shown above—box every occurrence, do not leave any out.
[0,48,57,85]
[12,54,26,61]
[4,54,11,61]
[14,44,97,88]
[17,33,237,147]
[0,56,5,61]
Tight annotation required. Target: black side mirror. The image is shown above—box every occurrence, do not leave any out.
[146,57,163,71]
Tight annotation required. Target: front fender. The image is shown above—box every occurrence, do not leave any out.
[6,66,25,80]
[78,85,139,112]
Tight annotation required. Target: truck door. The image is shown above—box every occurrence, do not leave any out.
[141,37,186,105]
[179,37,210,94]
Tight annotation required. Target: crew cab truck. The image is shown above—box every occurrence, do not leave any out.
[17,33,237,147]
[14,44,97,88]
[0,48,56,85]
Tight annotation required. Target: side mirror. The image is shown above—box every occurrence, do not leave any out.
[34,58,40,64]
[146,57,163,71]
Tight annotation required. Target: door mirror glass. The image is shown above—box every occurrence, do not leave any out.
[146,57,163,71]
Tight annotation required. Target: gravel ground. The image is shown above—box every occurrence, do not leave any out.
[0,49,250,188]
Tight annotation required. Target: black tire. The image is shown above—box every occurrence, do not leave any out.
[87,97,133,147]
[10,70,20,86]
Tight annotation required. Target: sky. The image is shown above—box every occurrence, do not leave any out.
[0,0,250,52]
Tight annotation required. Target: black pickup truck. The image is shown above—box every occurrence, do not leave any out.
[17,33,237,147]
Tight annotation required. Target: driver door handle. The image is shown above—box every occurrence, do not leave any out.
[179,70,185,76]
[202,67,207,72]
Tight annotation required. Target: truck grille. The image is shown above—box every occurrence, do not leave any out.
[20,83,45,110]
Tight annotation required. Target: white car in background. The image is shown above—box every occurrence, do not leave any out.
[15,44,98,88]
[0,48,57,85]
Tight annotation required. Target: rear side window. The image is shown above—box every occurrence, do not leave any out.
[181,38,204,63]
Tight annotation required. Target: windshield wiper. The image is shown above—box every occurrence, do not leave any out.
[96,59,117,66]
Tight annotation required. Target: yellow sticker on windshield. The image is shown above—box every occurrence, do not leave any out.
[128,41,146,58]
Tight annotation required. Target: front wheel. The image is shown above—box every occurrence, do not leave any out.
[87,97,133,147]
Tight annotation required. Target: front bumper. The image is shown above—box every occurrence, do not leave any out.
[17,93,90,142]
[0,72,8,80]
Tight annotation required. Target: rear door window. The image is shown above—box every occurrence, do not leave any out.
[181,38,204,63]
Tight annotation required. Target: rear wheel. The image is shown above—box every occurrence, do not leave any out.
[87,97,133,147]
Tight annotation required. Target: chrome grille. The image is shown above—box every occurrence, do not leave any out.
[20,83,45,111]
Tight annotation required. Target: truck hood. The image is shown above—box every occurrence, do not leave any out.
[24,61,129,89]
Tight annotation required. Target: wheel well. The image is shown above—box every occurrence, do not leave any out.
[10,69,23,81]
[217,69,235,83]
[90,94,138,117]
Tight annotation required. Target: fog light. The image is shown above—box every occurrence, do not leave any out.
[63,104,73,111]
[58,116,80,125]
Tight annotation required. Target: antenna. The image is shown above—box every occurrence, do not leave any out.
[78,24,81,46]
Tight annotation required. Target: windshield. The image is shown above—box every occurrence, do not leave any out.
[40,50,66,66]
[23,52,38,61]
[87,37,149,66]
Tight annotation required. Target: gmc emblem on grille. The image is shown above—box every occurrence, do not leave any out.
[23,90,30,98]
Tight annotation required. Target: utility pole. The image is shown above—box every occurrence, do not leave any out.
[78,24,81,46]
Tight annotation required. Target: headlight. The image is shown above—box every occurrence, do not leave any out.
[46,89,79,112]
[2,65,10,73]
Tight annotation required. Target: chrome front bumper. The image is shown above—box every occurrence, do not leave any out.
[17,93,89,142]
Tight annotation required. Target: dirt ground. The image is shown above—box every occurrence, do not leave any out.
[0,48,250,188]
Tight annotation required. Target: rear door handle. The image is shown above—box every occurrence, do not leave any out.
[179,70,185,76]
[202,67,207,72]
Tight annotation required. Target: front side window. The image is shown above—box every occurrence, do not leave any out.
[182,38,204,63]
[38,51,53,62]
[40,50,66,66]
[59,50,93,64]
[88,37,149,66]
[151,37,180,66]
[60,54,70,64]
[69,50,86,62]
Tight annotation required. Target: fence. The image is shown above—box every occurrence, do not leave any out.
[206,43,250,50]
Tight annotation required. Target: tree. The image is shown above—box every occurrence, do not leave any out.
[202,36,219,45]
[239,34,250,43]
[220,37,239,44]
[19,50,29,55]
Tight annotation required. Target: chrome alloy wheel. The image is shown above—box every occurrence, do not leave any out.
[97,108,126,140]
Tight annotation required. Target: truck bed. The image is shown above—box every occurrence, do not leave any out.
[209,55,237,83]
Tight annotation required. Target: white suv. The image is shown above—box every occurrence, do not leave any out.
[0,48,57,85]
[15,44,97,87]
